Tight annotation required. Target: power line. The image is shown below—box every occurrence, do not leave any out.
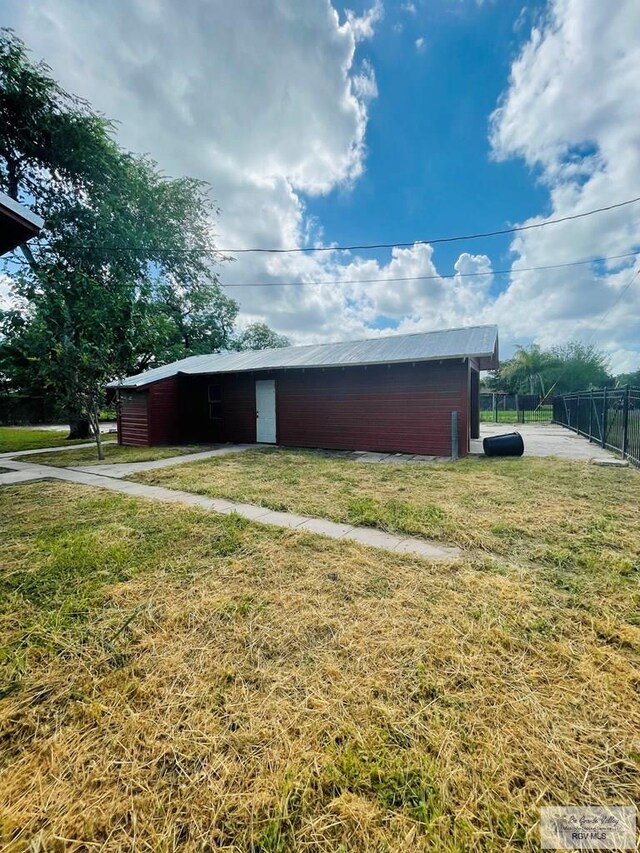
[26,194,640,257]
[9,249,638,290]
[217,251,639,288]
[217,195,640,253]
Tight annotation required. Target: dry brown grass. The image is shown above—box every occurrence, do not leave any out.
[1,482,639,851]
[131,449,640,576]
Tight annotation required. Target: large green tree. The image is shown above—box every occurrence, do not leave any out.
[0,29,235,451]
[546,342,612,394]
[233,322,290,351]
[488,341,613,395]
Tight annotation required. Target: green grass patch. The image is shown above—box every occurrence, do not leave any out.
[0,427,94,453]
[480,407,552,423]
[24,442,205,468]
[130,448,640,576]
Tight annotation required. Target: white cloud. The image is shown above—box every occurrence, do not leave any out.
[352,59,378,101]
[489,0,640,370]
[401,2,417,14]
[415,36,426,52]
[345,0,384,42]
[0,274,13,311]
[3,0,640,373]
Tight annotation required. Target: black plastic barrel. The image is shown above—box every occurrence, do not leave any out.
[483,431,524,457]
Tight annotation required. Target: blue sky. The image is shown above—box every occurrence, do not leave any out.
[311,0,548,276]
[2,0,640,371]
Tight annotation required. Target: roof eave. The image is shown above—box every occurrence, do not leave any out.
[111,350,499,389]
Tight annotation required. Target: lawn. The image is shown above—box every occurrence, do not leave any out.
[131,448,640,574]
[480,407,552,423]
[25,443,208,468]
[0,481,638,851]
[0,426,95,453]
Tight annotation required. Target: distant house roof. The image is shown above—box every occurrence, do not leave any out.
[0,192,44,255]
[111,324,499,389]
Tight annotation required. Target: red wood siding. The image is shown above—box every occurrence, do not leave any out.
[276,361,469,456]
[117,390,149,446]
[122,360,471,455]
[147,376,179,444]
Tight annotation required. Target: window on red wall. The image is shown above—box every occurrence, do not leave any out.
[208,384,223,421]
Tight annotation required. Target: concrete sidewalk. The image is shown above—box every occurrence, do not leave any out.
[71,443,260,478]
[0,439,117,459]
[0,455,461,561]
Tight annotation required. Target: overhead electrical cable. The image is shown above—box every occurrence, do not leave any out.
[26,194,640,257]
[217,251,639,288]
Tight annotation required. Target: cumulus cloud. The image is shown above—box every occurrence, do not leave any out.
[415,36,426,52]
[489,0,640,370]
[3,0,640,372]
[345,0,384,42]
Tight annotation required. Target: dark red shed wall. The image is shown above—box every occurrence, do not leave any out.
[147,376,180,444]
[117,376,179,446]
[117,390,149,446]
[276,361,469,456]
[120,360,470,455]
[179,360,469,456]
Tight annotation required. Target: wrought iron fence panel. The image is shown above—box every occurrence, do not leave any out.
[552,387,640,468]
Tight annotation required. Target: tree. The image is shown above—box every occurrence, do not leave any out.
[136,283,239,370]
[233,322,290,351]
[0,30,231,453]
[487,341,613,396]
[615,368,640,388]
[498,344,559,395]
[546,342,612,394]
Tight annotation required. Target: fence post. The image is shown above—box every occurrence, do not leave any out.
[515,393,519,423]
[588,390,593,442]
[492,392,497,423]
[601,387,608,449]
[622,385,630,459]
[451,411,459,461]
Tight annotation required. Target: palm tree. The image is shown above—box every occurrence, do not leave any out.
[501,345,558,396]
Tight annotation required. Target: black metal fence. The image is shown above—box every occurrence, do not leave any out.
[552,387,640,467]
[0,394,61,425]
[480,392,552,423]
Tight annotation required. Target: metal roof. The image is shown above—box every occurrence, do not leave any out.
[0,192,44,255]
[110,324,498,389]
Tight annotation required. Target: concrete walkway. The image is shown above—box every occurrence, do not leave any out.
[0,454,461,561]
[71,444,261,478]
[470,422,620,462]
[0,439,117,459]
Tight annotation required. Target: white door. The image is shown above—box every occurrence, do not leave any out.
[256,379,276,443]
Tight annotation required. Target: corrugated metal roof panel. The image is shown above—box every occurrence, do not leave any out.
[110,324,498,388]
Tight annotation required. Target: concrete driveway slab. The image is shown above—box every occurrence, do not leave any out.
[470,423,618,462]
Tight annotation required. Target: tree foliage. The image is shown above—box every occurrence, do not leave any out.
[0,30,285,450]
[233,322,290,351]
[488,342,613,395]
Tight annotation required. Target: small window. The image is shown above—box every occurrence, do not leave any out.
[208,384,223,421]
[208,384,222,403]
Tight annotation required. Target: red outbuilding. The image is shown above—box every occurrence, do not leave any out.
[110,324,498,458]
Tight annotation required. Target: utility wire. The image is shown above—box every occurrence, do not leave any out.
[224,195,640,254]
[217,251,638,288]
[26,194,640,256]
[11,248,638,290]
